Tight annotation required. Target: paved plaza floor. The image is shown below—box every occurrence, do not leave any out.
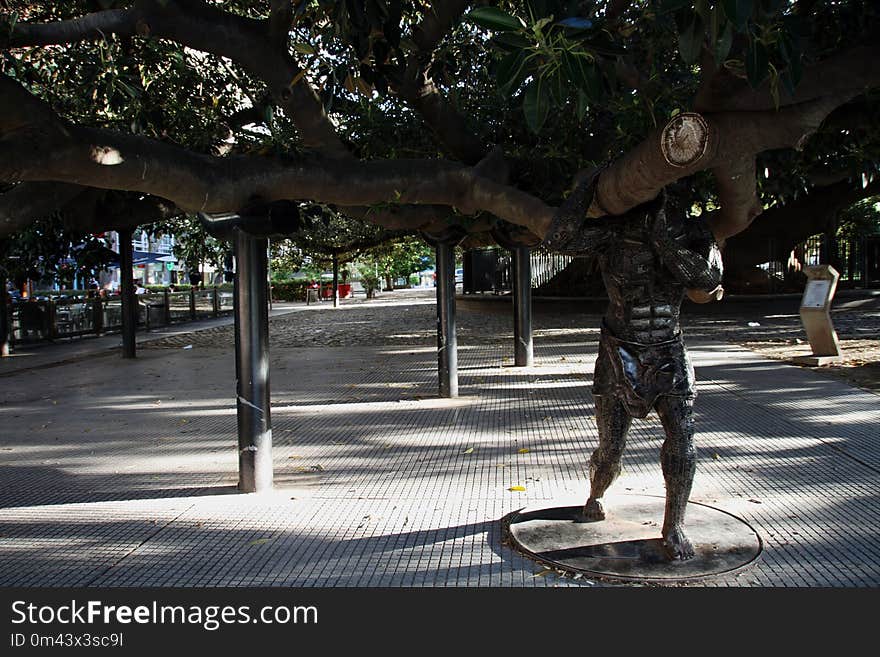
[0,288,878,587]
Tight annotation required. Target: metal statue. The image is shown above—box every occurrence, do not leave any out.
[542,174,723,560]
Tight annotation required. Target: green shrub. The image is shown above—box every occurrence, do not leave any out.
[271,279,310,301]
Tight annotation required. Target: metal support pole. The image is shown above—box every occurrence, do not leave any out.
[332,251,340,308]
[513,246,534,367]
[436,240,458,398]
[233,228,273,493]
[119,228,136,358]
[0,280,9,357]
[267,238,273,311]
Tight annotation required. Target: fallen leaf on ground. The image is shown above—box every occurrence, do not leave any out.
[248,538,271,546]
[517,448,530,454]
[508,485,526,492]
[462,447,474,454]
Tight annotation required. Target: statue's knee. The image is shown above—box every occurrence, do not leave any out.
[592,442,625,466]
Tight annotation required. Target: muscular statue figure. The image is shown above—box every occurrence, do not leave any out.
[542,174,723,560]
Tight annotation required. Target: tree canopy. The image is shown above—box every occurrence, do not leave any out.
[1,1,878,274]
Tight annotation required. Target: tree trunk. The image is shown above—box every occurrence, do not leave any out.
[723,178,880,275]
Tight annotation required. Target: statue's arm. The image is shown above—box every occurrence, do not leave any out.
[653,210,724,302]
[541,179,617,255]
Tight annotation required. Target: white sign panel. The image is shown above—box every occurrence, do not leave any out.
[802,279,831,309]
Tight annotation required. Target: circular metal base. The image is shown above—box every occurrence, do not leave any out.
[505,495,762,583]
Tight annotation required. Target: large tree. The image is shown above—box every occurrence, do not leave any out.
[1,1,878,271]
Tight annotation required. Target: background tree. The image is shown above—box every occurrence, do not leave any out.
[156,216,230,285]
[0,211,117,293]
[366,235,436,290]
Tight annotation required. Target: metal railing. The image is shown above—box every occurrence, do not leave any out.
[798,234,879,289]
[3,287,233,346]
[491,246,575,292]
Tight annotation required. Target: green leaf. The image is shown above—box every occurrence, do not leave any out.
[532,17,553,38]
[293,42,316,56]
[746,39,769,88]
[787,50,802,87]
[576,89,590,122]
[678,13,704,65]
[715,20,734,66]
[561,51,601,99]
[496,51,527,94]
[780,68,796,98]
[491,31,533,51]
[547,71,567,105]
[467,7,524,33]
[580,33,627,57]
[115,79,141,99]
[659,0,693,14]
[722,0,753,30]
[523,78,550,134]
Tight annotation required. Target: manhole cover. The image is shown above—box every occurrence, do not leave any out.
[505,494,762,583]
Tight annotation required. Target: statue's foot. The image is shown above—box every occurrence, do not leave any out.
[583,498,606,521]
[662,525,695,561]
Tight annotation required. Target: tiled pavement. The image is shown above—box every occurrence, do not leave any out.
[0,289,877,587]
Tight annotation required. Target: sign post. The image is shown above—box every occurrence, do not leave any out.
[794,264,841,366]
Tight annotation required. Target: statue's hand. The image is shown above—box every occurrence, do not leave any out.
[686,286,724,303]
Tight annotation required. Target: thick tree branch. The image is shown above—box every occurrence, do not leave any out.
[591,95,855,241]
[267,0,294,48]
[393,1,488,165]
[411,1,474,53]
[723,177,880,273]
[695,46,880,113]
[0,182,85,235]
[338,204,485,234]
[5,0,349,157]
[398,79,489,165]
[4,8,137,46]
[603,0,633,23]
[0,75,550,238]
[0,181,178,237]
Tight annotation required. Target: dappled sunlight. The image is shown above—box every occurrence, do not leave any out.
[533,327,600,338]
[483,379,589,391]
[93,397,236,412]
[274,396,478,416]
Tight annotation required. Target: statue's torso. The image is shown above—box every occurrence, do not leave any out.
[598,218,685,344]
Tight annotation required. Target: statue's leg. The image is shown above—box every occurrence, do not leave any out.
[583,395,632,520]
[654,395,697,560]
